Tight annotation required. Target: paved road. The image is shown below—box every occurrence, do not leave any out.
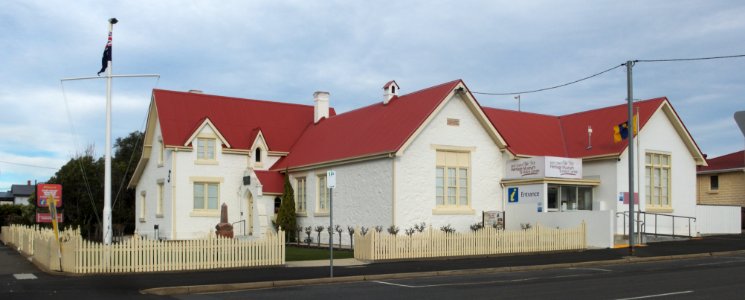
[177,253,745,300]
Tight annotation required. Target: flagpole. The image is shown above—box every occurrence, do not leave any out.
[103,17,118,245]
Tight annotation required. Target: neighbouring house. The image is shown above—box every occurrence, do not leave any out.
[130,79,732,248]
[10,182,34,205]
[0,191,13,205]
[697,150,745,229]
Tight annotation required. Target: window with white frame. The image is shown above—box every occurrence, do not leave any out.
[317,174,329,213]
[193,182,219,210]
[645,152,671,209]
[710,175,719,191]
[156,182,164,216]
[139,191,146,221]
[196,138,216,160]
[435,151,470,207]
[296,177,306,213]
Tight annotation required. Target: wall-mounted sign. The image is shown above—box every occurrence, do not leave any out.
[620,192,639,204]
[37,184,62,208]
[506,156,582,179]
[507,187,519,203]
[483,211,505,230]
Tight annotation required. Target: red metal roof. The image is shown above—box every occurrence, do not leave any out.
[484,98,666,158]
[699,150,745,172]
[255,170,285,194]
[153,89,336,152]
[273,80,462,169]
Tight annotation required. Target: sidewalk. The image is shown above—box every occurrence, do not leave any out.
[6,233,745,296]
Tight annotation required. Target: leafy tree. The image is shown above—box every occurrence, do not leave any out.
[111,131,144,234]
[276,173,297,242]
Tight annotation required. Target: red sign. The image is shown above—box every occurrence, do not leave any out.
[36,213,64,223]
[622,192,640,204]
[37,184,62,208]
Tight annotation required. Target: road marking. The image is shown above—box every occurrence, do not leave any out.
[615,290,693,300]
[373,277,540,288]
[696,257,745,266]
[13,273,37,280]
[569,267,612,272]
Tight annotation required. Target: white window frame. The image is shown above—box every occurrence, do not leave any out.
[645,151,672,211]
[157,136,165,167]
[433,148,473,215]
[316,174,329,216]
[296,177,307,215]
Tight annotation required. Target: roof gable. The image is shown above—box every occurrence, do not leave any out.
[273,80,464,170]
[183,118,231,148]
[484,98,706,164]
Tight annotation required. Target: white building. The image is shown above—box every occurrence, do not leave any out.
[130,79,723,248]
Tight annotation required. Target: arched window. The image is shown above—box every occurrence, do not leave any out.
[391,85,396,94]
[255,147,262,163]
[274,197,281,214]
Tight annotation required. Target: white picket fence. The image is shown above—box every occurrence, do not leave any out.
[354,222,586,261]
[1,225,285,274]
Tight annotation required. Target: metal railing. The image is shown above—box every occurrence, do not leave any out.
[616,211,646,244]
[232,219,246,236]
[617,211,696,239]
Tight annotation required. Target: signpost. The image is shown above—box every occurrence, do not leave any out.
[327,170,336,278]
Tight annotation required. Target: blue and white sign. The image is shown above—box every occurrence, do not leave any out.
[507,187,519,203]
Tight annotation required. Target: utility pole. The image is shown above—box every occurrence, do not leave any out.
[626,60,636,255]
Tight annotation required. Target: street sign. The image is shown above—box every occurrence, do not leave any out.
[327,170,336,189]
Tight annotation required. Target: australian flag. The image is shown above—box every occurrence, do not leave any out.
[97,32,112,76]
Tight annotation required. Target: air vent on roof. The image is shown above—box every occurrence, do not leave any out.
[188,89,203,94]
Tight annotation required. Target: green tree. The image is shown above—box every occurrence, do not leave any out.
[276,173,297,242]
[111,131,144,234]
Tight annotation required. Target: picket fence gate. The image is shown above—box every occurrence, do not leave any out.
[354,222,586,261]
[1,225,285,274]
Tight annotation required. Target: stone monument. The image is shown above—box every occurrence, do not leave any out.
[215,203,234,238]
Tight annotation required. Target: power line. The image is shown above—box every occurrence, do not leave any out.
[0,160,58,170]
[472,64,624,96]
[636,54,745,63]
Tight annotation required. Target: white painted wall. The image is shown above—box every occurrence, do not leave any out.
[610,107,699,235]
[583,159,617,212]
[136,121,275,240]
[696,205,742,235]
[395,94,504,233]
[291,158,393,246]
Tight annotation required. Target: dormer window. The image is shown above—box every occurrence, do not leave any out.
[255,147,262,163]
[197,138,216,160]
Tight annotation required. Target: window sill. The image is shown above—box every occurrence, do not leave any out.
[707,190,719,194]
[157,162,164,168]
[195,159,218,165]
[314,212,329,217]
[155,213,164,218]
[296,212,308,217]
[432,207,475,215]
[646,207,673,214]
[190,210,219,217]
[139,217,146,223]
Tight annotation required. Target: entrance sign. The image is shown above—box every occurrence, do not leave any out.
[37,184,62,208]
[36,213,64,223]
[506,156,582,179]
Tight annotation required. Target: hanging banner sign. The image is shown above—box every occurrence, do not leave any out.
[37,184,63,208]
[506,156,582,179]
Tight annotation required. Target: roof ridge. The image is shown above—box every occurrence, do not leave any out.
[482,106,559,118]
[556,116,570,157]
[559,97,666,118]
[154,89,316,109]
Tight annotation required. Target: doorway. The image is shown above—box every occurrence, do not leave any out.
[247,192,254,235]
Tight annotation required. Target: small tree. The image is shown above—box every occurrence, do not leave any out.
[315,225,324,247]
[347,226,356,249]
[405,228,416,237]
[470,222,484,232]
[360,226,369,236]
[374,225,383,233]
[276,173,297,242]
[414,222,426,233]
[335,225,343,247]
[304,226,313,246]
[440,224,455,234]
[387,225,400,235]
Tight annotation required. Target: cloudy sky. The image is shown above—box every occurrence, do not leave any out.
[1,1,744,190]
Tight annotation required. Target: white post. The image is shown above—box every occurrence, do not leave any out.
[103,18,117,245]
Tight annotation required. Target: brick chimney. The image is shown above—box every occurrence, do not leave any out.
[314,91,329,123]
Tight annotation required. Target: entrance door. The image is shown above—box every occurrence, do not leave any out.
[547,186,558,211]
[247,193,254,235]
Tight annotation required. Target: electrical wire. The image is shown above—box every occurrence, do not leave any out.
[0,160,58,170]
[60,81,102,225]
[472,63,624,96]
[636,54,745,63]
